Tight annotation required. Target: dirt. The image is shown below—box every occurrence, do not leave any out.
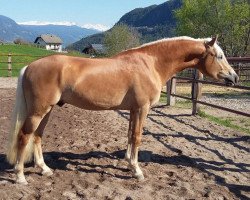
[0,88,249,200]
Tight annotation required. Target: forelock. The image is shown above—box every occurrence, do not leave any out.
[203,38,224,55]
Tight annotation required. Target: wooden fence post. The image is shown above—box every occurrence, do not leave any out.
[8,53,12,77]
[192,69,203,115]
[166,76,176,106]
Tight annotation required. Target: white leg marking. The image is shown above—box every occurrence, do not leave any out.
[34,141,53,176]
[14,162,28,185]
[129,147,144,180]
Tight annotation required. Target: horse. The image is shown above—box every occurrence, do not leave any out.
[6,36,239,184]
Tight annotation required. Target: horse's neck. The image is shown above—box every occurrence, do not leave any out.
[150,40,205,84]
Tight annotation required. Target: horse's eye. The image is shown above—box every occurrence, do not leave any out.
[217,55,223,60]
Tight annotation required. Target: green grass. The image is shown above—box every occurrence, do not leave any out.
[0,44,87,77]
[198,110,250,134]
[242,82,250,87]
[160,91,193,109]
[160,92,167,103]
[0,44,55,55]
[0,44,55,76]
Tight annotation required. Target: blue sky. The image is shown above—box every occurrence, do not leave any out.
[0,0,167,30]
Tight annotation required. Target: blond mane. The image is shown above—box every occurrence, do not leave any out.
[126,36,223,57]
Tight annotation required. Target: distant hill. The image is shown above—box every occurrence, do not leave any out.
[68,0,182,51]
[67,33,104,51]
[117,0,181,27]
[21,24,99,47]
[0,15,99,47]
[0,15,35,42]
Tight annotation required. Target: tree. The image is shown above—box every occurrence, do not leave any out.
[103,24,140,56]
[13,38,29,45]
[175,0,250,56]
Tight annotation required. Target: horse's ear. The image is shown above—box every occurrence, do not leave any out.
[206,35,218,47]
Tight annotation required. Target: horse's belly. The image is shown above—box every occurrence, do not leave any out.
[61,88,133,110]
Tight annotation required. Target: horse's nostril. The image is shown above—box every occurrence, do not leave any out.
[233,73,239,84]
[235,75,239,84]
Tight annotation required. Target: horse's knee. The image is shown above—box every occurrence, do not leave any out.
[34,135,41,144]
[133,132,142,147]
[17,129,31,149]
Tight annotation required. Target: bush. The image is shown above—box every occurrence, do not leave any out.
[103,24,140,56]
[13,38,30,45]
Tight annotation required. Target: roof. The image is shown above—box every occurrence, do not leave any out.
[34,34,63,44]
[92,44,104,51]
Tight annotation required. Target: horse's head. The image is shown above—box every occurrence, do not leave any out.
[199,36,239,85]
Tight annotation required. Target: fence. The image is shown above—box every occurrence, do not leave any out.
[166,57,250,117]
[0,54,50,77]
[175,57,250,83]
[1,54,250,117]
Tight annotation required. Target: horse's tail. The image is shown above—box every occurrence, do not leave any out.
[6,66,33,165]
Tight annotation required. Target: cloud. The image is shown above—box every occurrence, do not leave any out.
[17,21,110,31]
[81,24,110,32]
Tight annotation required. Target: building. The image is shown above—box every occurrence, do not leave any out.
[82,44,105,55]
[34,34,63,52]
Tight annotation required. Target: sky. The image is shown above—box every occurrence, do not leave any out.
[0,0,167,31]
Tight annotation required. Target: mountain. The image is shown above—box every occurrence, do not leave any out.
[68,0,182,51]
[21,24,99,47]
[67,32,104,51]
[117,0,181,27]
[0,15,35,42]
[0,15,99,46]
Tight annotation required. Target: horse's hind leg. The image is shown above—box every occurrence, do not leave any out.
[34,110,53,176]
[14,114,46,184]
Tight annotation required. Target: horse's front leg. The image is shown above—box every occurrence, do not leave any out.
[128,104,149,180]
[125,110,133,161]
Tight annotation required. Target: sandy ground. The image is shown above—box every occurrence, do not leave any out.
[0,87,250,199]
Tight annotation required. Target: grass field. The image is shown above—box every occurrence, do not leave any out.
[0,44,85,77]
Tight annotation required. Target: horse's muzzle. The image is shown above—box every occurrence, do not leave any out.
[224,72,239,86]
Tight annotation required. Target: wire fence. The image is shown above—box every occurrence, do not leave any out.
[166,57,250,117]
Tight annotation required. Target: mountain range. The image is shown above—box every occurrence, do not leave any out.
[21,24,98,47]
[0,15,99,46]
[0,0,182,50]
[68,0,182,51]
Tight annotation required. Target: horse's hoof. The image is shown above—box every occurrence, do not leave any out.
[16,178,28,185]
[125,154,131,162]
[134,173,144,181]
[42,169,53,176]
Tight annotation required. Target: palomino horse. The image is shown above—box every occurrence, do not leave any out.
[6,36,238,184]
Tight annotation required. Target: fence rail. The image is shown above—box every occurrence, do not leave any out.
[1,54,250,117]
[174,76,250,90]
[166,57,250,118]
[0,53,52,77]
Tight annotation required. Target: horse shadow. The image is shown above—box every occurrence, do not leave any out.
[1,146,249,199]
[116,108,250,199]
[0,108,249,199]
[1,147,249,199]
